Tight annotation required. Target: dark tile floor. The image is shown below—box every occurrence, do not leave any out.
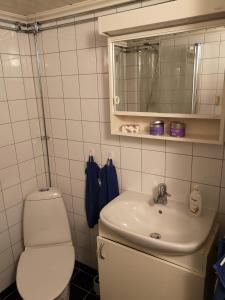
[0,261,100,300]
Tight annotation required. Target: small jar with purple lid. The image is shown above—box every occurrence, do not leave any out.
[150,120,164,136]
[170,122,185,137]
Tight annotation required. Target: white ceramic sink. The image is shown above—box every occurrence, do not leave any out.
[100,191,216,255]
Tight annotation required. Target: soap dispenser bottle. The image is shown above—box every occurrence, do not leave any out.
[189,185,202,216]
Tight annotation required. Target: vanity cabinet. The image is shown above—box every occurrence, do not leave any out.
[97,237,205,300]
[97,218,218,300]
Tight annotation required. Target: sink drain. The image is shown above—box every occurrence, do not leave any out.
[150,233,161,239]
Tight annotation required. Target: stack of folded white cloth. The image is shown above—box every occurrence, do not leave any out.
[120,124,140,134]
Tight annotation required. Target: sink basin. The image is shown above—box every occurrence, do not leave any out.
[100,191,216,255]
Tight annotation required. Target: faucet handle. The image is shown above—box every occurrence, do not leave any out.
[158,183,167,194]
[158,183,171,197]
[154,183,171,204]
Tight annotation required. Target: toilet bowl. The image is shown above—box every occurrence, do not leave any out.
[16,187,75,300]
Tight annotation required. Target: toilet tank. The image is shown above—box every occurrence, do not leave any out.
[23,188,72,247]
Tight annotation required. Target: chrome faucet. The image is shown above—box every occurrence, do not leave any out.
[154,183,170,205]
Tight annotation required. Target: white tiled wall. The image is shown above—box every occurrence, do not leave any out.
[35,14,225,270]
[0,30,47,292]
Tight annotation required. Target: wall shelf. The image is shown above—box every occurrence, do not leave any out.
[111,113,224,145]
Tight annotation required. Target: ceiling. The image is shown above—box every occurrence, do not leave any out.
[0,0,94,16]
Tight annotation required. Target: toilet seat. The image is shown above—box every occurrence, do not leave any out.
[16,243,75,300]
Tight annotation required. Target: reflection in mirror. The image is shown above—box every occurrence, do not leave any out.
[114,27,224,115]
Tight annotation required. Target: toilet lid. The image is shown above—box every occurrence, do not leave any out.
[16,243,75,300]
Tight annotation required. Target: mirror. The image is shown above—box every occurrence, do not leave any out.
[113,27,224,115]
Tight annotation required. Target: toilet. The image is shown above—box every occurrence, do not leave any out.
[16,187,75,300]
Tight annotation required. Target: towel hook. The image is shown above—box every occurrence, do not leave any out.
[89,148,95,157]
[108,152,113,160]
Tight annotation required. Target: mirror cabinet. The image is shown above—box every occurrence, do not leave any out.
[108,24,225,144]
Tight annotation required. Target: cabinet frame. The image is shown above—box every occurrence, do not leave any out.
[107,19,225,144]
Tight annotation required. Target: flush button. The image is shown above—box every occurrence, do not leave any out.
[150,233,161,239]
[39,187,50,192]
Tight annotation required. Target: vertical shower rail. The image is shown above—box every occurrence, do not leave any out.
[33,23,52,187]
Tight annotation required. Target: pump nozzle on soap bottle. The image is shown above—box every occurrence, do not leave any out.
[189,184,202,216]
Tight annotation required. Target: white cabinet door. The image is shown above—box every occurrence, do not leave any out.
[97,237,204,300]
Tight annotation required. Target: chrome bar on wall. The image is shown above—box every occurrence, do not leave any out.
[33,23,52,187]
[0,20,28,32]
[37,16,97,32]
[191,43,201,114]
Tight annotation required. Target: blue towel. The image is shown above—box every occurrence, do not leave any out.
[213,238,225,300]
[85,156,100,228]
[217,239,225,260]
[99,159,119,211]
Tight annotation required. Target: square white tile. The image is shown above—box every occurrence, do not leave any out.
[9,222,22,244]
[5,78,25,100]
[12,121,31,143]
[71,179,85,198]
[79,74,98,98]
[68,141,84,161]
[49,98,65,119]
[62,75,80,98]
[121,169,141,192]
[0,102,10,124]
[192,157,222,186]
[75,21,95,49]
[81,99,99,121]
[100,122,120,146]
[121,148,141,172]
[42,29,59,53]
[77,48,97,74]
[60,51,78,75]
[8,100,28,122]
[64,99,81,120]
[5,203,23,227]
[51,119,67,139]
[0,145,17,170]
[21,56,33,77]
[44,53,61,76]
[55,157,70,177]
[0,165,20,189]
[66,120,83,141]
[1,54,22,77]
[97,73,109,98]
[53,139,68,158]
[16,140,34,163]
[0,124,13,147]
[142,139,165,152]
[193,143,224,159]
[82,121,100,143]
[166,153,192,181]
[96,47,108,73]
[58,25,76,51]
[166,141,192,155]
[19,159,36,181]
[142,150,165,176]
[46,77,63,98]
[70,160,85,180]
[3,184,22,209]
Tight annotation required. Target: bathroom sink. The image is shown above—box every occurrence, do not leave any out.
[100,191,216,255]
